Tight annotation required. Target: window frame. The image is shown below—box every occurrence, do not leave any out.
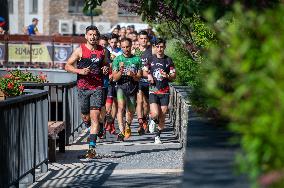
[30,0,38,14]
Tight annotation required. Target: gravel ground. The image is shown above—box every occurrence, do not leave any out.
[30,117,183,188]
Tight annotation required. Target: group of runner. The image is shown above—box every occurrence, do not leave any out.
[65,25,176,158]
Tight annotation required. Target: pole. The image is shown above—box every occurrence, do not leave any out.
[91,9,93,26]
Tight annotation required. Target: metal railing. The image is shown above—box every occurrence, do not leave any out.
[23,81,82,145]
[0,90,49,187]
[169,84,192,152]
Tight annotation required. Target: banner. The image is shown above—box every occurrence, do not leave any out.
[0,43,5,61]
[7,44,73,63]
[52,45,73,63]
[8,44,52,62]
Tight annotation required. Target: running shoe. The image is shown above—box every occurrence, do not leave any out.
[98,123,106,139]
[137,119,145,135]
[124,123,132,139]
[137,125,145,136]
[105,114,113,131]
[117,132,125,141]
[109,121,116,135]
[149,119,156,133]
[142,117,148,133]
[154,136,163,144]
[104,121,111,131]
[85,148,97,159]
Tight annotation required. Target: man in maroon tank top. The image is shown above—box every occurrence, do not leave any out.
[65,25,109,158]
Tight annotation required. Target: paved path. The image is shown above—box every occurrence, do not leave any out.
[30,117,183,188]
[182,113,249,188]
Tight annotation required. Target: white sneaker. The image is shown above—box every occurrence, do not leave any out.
[154,136,163,144]
[149,119,156,133]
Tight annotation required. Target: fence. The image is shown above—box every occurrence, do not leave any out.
[0,34,86,69]
[0,90,48,187]
[169,83,192,153]
[23,81,82,145]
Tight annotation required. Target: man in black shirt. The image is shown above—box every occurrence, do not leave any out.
[136,30,152,135]
[145,38,176,144]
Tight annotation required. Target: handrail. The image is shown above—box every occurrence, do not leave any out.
[0,89,49,187]
[0,89,48,107]
[0,34,86,43]
[21,81,82,145]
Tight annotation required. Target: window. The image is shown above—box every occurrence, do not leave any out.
[8,0,13,14]
[118,0,137,16]
[68,0,85,14]
[30,0,38,14]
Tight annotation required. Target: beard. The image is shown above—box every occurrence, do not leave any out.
[88,39,97,45]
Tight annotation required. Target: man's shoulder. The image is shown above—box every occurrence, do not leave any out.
[164,55,173,63]
[97,45,104,52]
[113,54,123,62]
[130,55,141,61]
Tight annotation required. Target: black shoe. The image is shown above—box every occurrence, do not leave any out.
[137,125,145,136]
[98,123,106,139]
[117,132,125,141]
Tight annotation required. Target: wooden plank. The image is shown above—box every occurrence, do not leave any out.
[48,121,65,138]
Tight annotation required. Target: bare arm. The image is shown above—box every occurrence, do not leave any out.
[65,48,90,75]
[134,70,142,81]
[168,72,176,81]
[160,70,176,81]
[112,70,123,81]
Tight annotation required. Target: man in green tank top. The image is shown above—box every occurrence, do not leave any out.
[112,38,142,141]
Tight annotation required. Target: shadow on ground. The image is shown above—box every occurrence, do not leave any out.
[182,113,249,188]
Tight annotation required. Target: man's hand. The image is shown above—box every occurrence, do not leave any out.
[102,66,109,75]
[127,71,135,78]
[160,70,169,79]
[148,74,154,84]
[78,67,91,75]
[119,62,124,69]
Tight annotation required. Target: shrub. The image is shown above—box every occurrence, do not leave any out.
[7,69,47,83]
[0,76,24,97]
[202,4,284,186]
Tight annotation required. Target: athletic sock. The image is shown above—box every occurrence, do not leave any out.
[156,129,162,137]
[89,134,97,148]
[138,118,143,125]
[153,118,159,124]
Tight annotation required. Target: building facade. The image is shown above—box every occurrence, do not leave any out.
[8,0,142,35]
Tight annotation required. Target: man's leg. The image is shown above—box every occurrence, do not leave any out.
[141,85,150,132]
[136,90,144,127]
[155,94,170,144]
[89,109,101,147]
[81,113,90,128]
[125,95,136,139]
[109,99,118,134]
[149,93,160,133]
[126,95,136,124]
[78,89,91,128]
[86,88,103,158]
[105,85,117,134]
[116,88,126,141]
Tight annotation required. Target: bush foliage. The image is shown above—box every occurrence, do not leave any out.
[202,4,284,186]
